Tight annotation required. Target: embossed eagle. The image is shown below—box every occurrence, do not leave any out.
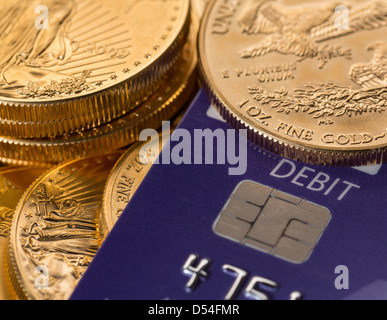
[238,0,387,64]
[350,41,387,88]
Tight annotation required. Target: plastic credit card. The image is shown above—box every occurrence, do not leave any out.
[72,89,387,300]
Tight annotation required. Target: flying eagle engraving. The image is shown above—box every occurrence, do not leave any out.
[238,0,387,63]
[350,41,387,88]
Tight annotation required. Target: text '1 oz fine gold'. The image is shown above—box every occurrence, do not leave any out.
[0,166,48,300]
[199,0,387,166]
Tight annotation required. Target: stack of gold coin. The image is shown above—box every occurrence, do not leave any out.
[0,0,193,165]
[1,0,207,300]
[5,0,387,301]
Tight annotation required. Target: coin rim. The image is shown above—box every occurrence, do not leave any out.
[0,0,191,138]
[5,153,123,300]
[0,35,198,165]
[198,0,387,166]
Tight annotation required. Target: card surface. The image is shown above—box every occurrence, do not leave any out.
[72,89,387,300]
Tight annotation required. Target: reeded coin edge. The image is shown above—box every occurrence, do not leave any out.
[201,69,387,166]
[98,34,198,241]
[97,143,142,243]
[199,62,387,166]
[4,247,20,300]
[3,239,18,300]
[197,2,386,167]
[0,42,198,166]
[5,153,122,300]
[0,3,191,139]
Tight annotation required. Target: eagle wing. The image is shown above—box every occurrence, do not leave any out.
[238,0,286,35]
[310,0,387,43]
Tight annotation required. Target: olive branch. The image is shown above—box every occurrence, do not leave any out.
[18,70,93,98]
[248,82,387,124]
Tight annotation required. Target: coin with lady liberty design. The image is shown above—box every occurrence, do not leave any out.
[5,153,122,300]
[0,166,48,300]
[0,27,197,166]
[98,26,198,240]
[199,0,387,166]
[0,0,190,138]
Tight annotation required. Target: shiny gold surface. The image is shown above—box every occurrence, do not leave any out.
[99,140,162,241]
[199,0,387,166]
[99,12,198,240]
[6,153,122,300]
[0,166,48,300]
[99,117,185,241]
[0,0,190,138]
[0,31,197,165]
[0,0,202,301]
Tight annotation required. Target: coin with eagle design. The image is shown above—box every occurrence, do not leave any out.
[199,0,387,166]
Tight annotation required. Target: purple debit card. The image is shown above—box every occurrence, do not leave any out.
[72,89,387,300]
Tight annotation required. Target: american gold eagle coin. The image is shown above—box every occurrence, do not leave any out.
[199,0,387,166]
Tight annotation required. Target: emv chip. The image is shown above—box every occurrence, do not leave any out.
[213,181,331,264]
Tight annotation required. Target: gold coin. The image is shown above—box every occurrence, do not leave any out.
[0,0,190,138]
[0,166,49,300]
[98,58,195,239]
[6,153,122,300]
[199,0,387,166]
[0,30,198,165]
[99,16,198,240]
[99,139,164,241]
[99,113,186,241]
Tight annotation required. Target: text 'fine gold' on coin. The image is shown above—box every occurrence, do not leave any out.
[199,0,387,166]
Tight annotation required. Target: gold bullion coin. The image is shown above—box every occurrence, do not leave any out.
[6,153,122,300]
[98,85,193,241]
[199,0,387,166]
[0,166,48,300]
[99,138,165,241]
[99,15,199,240]
[0,29,198,166]
[0,0,190,138]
